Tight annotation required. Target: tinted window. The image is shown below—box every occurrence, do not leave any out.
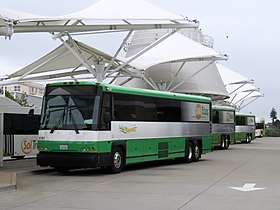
[212,110,219,123]
[114,94,157,121]
[46,85,98,96]
[246,117,255,125]
[4,113,40,135]
[236,116,246,125]
[255,123,264,129]
[113,93,195,122]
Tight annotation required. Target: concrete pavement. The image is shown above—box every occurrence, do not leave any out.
[0,172,16,191]
[1,137,280,210]
[0,158,42,191]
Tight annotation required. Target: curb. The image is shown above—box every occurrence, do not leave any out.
[0,168,54,192]
[0,172,17,192]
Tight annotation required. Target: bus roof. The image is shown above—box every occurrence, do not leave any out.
[212,105,235,111]
[235,112,255,117]
[48,81,212,103]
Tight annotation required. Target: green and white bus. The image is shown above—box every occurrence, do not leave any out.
[37,82,212,173]
[234,112,256,143]
[211,105,235,149]
[255,117,265,137]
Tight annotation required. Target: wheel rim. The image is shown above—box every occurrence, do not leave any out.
[222,139,225,148]
[247,135,251,142]
[194,145,200,158]
[113,152,122,169]
[188,145,193,159]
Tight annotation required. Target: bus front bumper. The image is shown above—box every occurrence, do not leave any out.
[37,152,110,168]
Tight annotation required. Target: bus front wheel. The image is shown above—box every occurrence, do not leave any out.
[108,147,124,174]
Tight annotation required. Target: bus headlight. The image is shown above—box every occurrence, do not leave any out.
[81,146,96,153]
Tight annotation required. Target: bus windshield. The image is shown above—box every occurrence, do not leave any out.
[255,123,264,129]
[40,85,101,131]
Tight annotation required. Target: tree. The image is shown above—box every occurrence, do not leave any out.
[0,88,29,107]
[270,107,277,123]
[273,119,280,128]
[16,92,29,107]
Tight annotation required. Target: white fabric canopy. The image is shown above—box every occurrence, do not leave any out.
[0,0,196,38]
[216,63,263,109]
[217,63,253,86]
[0,7,45,21]
[0,7,63,27]
[9,39,122,78]
[59,0,185,20]
[116,61,229,100]
[115,33,228,100]
[129,33,225,70]
[0,0,186,24]
[0,38,140,86]
[6,33,226,83]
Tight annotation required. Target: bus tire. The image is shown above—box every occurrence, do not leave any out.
[246,134,252,143]
[224,136,229,150]
[107,147,124,174]
[184,142,193,163]
[192,141,201,162]
[221,138,225,149]
[55,167,70,173]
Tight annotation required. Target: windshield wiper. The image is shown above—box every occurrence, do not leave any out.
[50,109,66,133]
[69,105,79,134]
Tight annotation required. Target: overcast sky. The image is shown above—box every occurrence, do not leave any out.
[0,0,280,122]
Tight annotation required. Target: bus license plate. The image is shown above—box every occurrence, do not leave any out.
[60,145,68,150]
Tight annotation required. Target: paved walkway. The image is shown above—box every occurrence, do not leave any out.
[0,158,41,191]
[0,172,16,191]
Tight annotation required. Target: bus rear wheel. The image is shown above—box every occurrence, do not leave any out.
[184,142,193,163]
[192,141,201,162]
[221,136,229,150]
[223,136,229,150]
[246,134,252,143]
[55,167,70,173]
[107,147,124,174]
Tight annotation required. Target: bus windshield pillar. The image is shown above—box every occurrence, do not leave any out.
[0,114,3,167]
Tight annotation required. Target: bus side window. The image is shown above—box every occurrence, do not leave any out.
[212,110,219,123]
[99,93,111,130]
[236,116,245,125]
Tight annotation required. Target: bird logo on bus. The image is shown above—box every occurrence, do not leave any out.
[119,125,137,134]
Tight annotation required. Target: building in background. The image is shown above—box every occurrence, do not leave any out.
[3,82,44,107]
[5,82,44,97]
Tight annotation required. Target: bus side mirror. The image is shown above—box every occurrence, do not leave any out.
[28,109,34,119]
[104,112,111,124]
